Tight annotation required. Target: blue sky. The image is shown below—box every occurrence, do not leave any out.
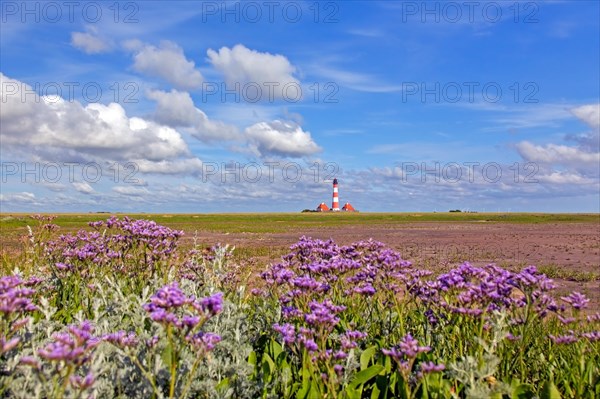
[1,1,599,212]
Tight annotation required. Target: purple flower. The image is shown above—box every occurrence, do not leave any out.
[300,337,318,352]
[420,361,445,374]
[304,300,345,328]
[0,275,38,315]
[0,337,20,354]
[103,331,138,348]
[341,330,367,350]
[581,331,600,342]
[70,372,95,390]
[273,323,296,345]
[38,321,99,367]
[19,355,40,368]
[187,332,221,352]
[145,283,189,310]
[200,292,224,316]
[146,335,159,349]
[384,334,430,362]
[561,292,590,310]
[549,333,578,345]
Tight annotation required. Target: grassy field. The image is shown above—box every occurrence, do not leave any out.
[2,212,598,233]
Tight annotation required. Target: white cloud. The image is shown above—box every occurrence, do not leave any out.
[570,104,600,129]
[129,41,203,90]
[112,186,150,196]
[310,64,403,93]
[146,89,240,141]
[536,171,596,185]
[71,28,111,54]
[515,142,599,166]
[245,120,321,158]
[73,182,95,194]
[0,192,36,203]
[207,44,299,99]
[134,158,203,175]
[0,73,200,171]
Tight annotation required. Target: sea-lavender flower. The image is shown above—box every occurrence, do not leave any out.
[549,333,578,345]
[581,331,600,342]
[304,300,346,328]
[103,331,138,348]
[333,364,344,375]
[200,292,224,316]
[420,361,445,374]
[0,337,20,354]
[384,334,430,362]
[273,323,296,345]
[560,292,590,310]
[187,332,221,352]
[38,321,100,367]
[70,372,95,390]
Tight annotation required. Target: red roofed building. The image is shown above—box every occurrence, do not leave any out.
[316,202,330,212]
[342,203,356,212]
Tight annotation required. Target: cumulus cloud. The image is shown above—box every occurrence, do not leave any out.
[515,142,599,166]
[71,28,111,54]
[516,103,600,170]
[570,104,600,128]
[73,182,95,194]
[0,192,36,203]
[112,186,150,196]
[245,120,321,158]
[129,41,203,90]
[134,158,203,175]
[146,89,240,141]
[207,44,300,100]
[0,73,200,171]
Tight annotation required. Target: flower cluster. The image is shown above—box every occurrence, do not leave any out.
[383,334,440,379]
[1,275,39,355]
[142,283,223,353]
[45,216,184,279]
[37,321,100,366]
[411,263,560,320]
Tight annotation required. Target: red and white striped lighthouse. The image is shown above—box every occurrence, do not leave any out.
[331,178,340,211]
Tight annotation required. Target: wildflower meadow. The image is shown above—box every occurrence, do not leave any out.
[1,215,598,398]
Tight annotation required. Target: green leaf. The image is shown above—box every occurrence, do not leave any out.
[349,364,385,390]
[360,346,378,370]
[511,383,535,399]
[216,377,229,392]
[262,353,275,379]
[370,382,381,399]
[161,344,172,369]
[297,374,311,398]
[345,386,361,399]
[540,380,562,399]
[248,350,257,366]
[270,339,283,359]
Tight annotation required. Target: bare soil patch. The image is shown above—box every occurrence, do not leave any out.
[187,222,600,311]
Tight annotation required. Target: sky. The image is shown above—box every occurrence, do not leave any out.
[0,0,599,213]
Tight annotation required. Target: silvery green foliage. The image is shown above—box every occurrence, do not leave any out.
[448,311,511,398]
[3,297,105,399]
[2,264,257,398]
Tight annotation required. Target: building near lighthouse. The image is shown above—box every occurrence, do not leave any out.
[316,202,330,212]
[342,203,356,212]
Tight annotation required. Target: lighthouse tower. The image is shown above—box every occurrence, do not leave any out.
[331,178,340,211]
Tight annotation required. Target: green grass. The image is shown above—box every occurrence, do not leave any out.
[2,212,598,235]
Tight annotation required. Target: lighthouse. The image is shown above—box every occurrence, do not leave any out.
[331,178,340,211]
